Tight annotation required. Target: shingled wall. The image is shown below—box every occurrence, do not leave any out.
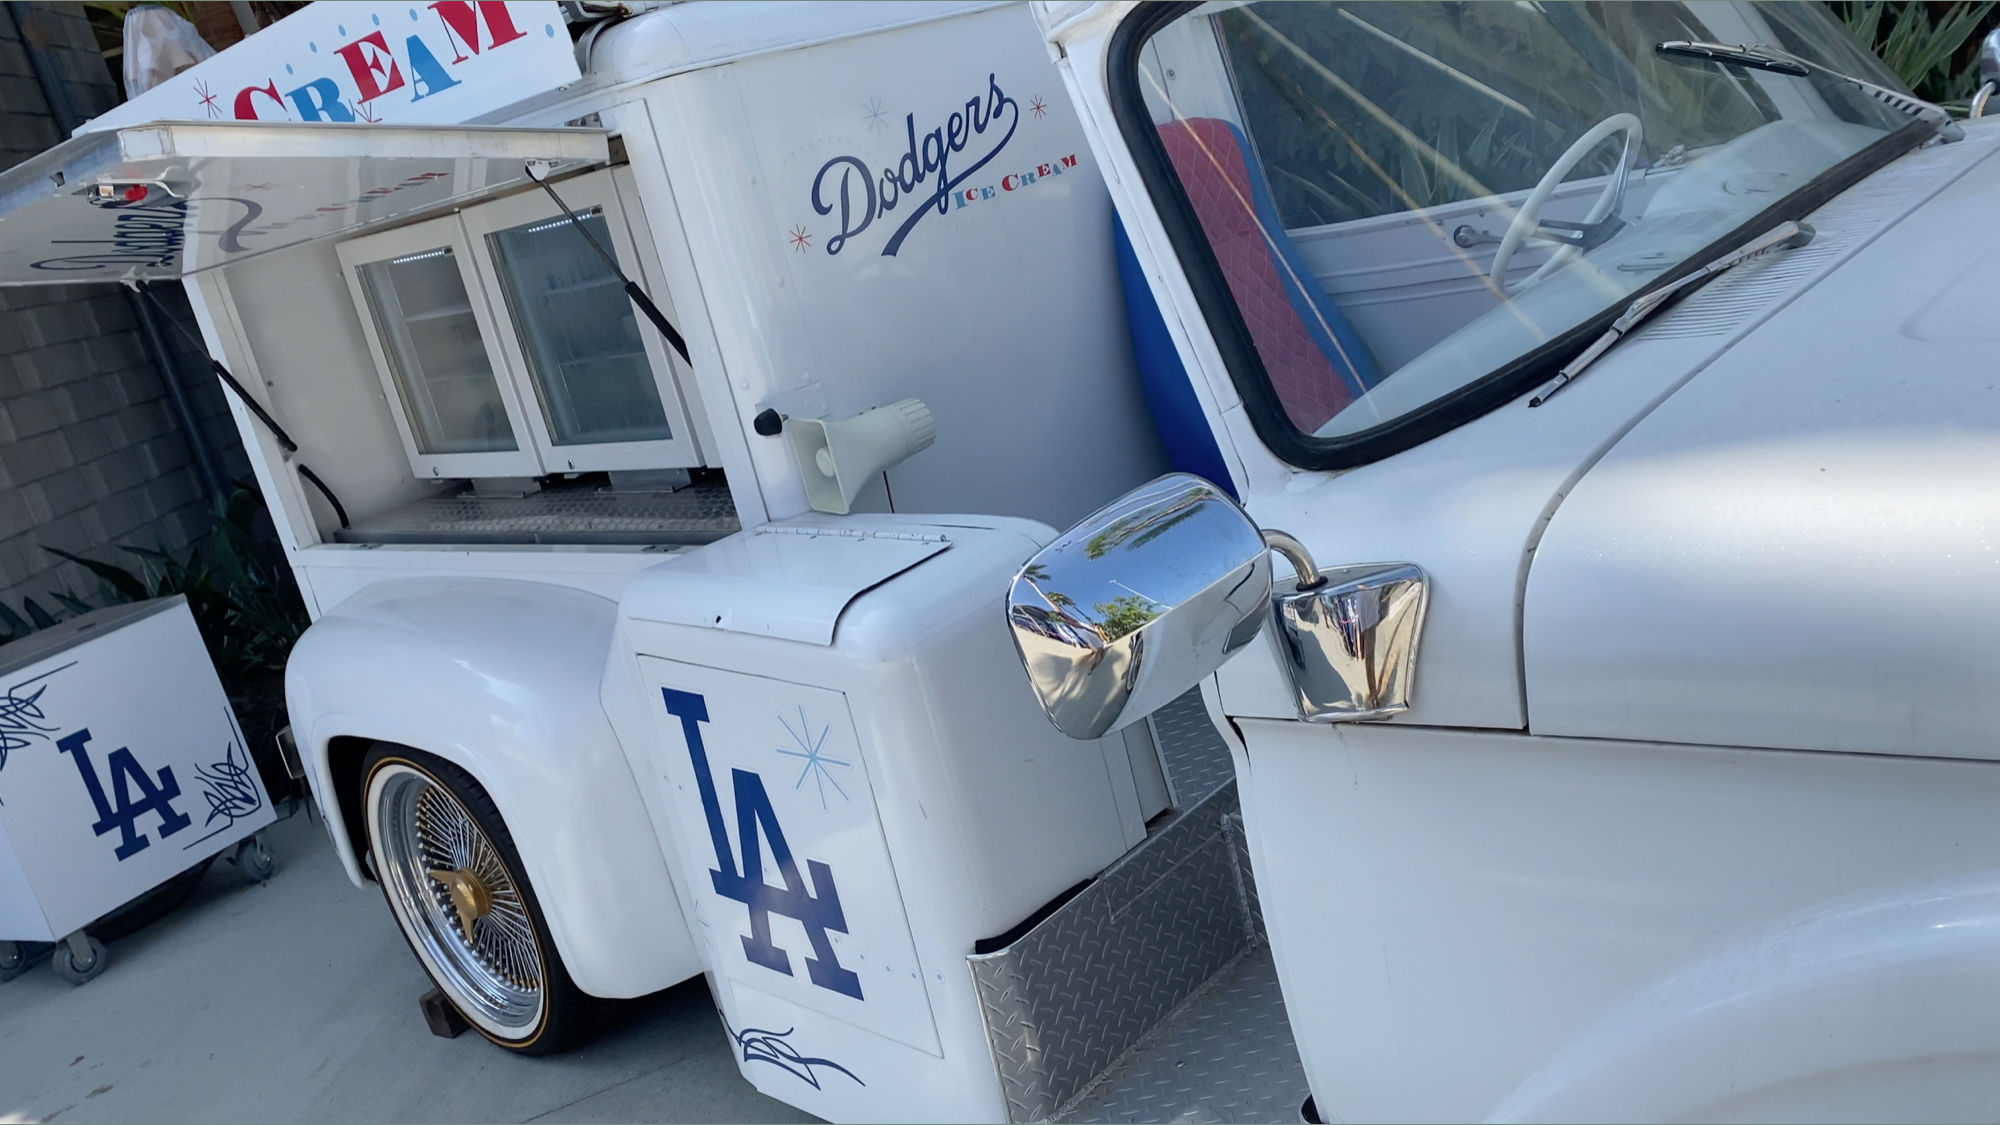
[0,2,249,617]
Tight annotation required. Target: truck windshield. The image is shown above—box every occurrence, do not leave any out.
[1118,1,1915,468]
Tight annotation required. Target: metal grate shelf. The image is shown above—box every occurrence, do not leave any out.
[335,476,739,546]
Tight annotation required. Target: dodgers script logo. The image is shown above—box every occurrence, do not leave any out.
[30,195,262,273]
[661,688,864,1000]
[810,74,1020,257]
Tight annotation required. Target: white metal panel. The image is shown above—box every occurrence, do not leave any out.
[193,239,426,552]
[638,659,942,1055]
[1524,133,2000,757]
[540,2,1007,116]
[608,514,1131,1121]
[1237,717,2000,1123]
[646,3,1168,532]
[621,519,951,644]
[295,542,673,614]
[0,600,274,942]
[0,122,604,286]
[80,2,580,134]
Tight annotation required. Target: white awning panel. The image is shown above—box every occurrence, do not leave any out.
[0,121,606,286]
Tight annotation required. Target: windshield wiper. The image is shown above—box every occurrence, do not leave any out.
[1657,40,1963,143]
[1527,219,1816,407]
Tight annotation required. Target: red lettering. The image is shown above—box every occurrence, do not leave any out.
[1037,163,1051,177]
[1002,174,1018,191]
[335,31,406,103]
[232,81,286,120]
[1060,154,1078,168]
[428,1,527,64]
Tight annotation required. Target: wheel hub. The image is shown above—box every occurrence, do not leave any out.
[428,867,494,937]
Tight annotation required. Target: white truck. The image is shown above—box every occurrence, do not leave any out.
[2,1,1998,1121]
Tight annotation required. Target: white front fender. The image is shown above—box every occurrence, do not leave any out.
[1493,875,2000,1122]
[285,577,700,1000]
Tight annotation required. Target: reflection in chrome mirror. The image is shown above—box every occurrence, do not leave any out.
[1007,474,1272,740]
[1274,564,1428,722]
[1977,30,2000,119]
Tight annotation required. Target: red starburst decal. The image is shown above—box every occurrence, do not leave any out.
[1029,96,1048,120]
[195,79,219,118]
[788,225,813,253]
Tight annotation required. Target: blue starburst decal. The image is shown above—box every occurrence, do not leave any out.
[775,707,852,809]
[862,96,888,132]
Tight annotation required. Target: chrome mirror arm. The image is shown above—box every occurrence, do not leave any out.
[1975,30,2000,119]
[1261,529,1323,590]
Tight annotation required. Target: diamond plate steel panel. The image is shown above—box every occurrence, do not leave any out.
[1151,688,1235,806]
[1062,945,1307,1124]
[969,784,1255,1123]
[338,476,739,545]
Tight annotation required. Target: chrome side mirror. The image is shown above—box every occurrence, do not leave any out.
[1006,474,1271,739]
[1976,29,2000,119]
[1007,473,1432,739]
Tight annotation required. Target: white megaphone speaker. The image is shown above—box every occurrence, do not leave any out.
[786,398,936,515]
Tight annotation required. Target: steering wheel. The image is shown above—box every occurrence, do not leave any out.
[1490,112,1642,292]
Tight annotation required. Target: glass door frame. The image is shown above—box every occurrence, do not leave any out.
[336,212,545,480]
[460,167,704,473]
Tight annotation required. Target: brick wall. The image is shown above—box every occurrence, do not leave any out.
[0,3,249,618]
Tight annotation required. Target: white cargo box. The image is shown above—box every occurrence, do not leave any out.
[0,597,275,943]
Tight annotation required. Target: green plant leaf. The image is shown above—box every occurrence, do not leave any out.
[47,547,150,602]
[21,598,56,629]
[0,600,33,640]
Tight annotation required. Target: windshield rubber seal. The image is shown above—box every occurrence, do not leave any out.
[1107,2,1934,472]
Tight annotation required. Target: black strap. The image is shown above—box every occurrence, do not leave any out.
[525,165,692,365]
[136,286,350,528]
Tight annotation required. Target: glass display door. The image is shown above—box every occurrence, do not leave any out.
[339,169,703,480]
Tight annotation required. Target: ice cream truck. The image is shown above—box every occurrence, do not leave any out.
[5,0,2000,1120]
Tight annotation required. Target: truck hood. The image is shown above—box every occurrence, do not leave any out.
[1524,122,2000,759]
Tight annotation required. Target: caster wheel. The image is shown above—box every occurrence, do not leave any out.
[233,834,277,882]
[0,941,30,982]
[51,935,107,985]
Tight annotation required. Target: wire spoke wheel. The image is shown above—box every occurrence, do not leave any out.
[371,762,545,1038]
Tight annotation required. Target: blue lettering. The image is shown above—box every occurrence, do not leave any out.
[810,157,877,258]
[810,74,1020,258]
[58,729,190,861]
[404,34,462,101]
[661,688,863,1000]
[286,78,355,122]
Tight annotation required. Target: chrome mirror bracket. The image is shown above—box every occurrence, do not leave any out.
[1005,474,1429,740]
[1976,30,2000,119]
[1271,561,1428,723]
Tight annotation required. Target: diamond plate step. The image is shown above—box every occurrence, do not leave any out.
[1061,944,1308,1124]
[969,779,1258,1122]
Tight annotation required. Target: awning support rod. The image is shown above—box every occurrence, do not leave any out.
[134,286,350,529]
[524,163,693,366]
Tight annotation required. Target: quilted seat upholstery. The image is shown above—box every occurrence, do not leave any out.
[1157,117,1375,433]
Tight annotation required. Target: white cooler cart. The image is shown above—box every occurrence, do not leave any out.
[0,597,277,984]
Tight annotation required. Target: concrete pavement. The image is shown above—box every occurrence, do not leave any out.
[0,808,816,1124]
